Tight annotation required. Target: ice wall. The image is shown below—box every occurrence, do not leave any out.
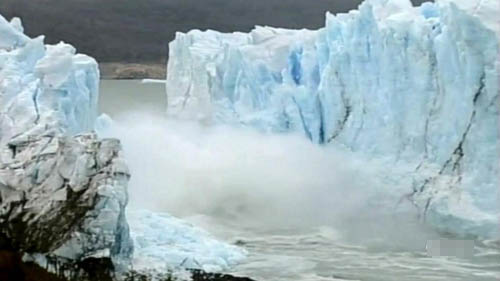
[0,14,134,278]
[0,15,99,145]
[167,0,500,238]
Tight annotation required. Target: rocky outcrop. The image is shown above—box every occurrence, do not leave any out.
[99,63,165,80]
[0,133,132,280]
[0,249,256,281]
[124,269,255,281]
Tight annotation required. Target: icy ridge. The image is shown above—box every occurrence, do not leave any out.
[166,0,499,238]
[0,15,99,146]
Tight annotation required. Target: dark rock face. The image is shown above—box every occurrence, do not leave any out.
[0,253,258,281]
[0,133,133,280]
[0,251,24,281]
[124,269,256,281]
[0,250,112,281]
[190,270,256,281]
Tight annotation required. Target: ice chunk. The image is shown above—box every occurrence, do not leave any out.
[128,209,247,273]
[166,0,499,238]
[9,17,24,33]
[95,113,114,134]
[0,15,29,49]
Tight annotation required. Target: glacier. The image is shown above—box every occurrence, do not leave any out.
[0,13,246,280]
[167,0,500,238]
[0,18,99,144]
[0,12,133,278]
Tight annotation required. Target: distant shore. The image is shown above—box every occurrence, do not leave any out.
[99,62,166,80]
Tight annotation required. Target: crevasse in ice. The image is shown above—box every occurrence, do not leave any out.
[166,0,500,238]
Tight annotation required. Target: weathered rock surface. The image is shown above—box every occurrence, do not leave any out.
[124,269,256,281]
[0,12,137,279]
[0,133,132,280]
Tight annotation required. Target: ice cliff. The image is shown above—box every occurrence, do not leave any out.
[0,17,99,144]
[0,13,134,279]
[167,0,500,238]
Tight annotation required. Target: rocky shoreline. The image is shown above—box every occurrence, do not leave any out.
[1,251,256,281]
[99,63,165,80]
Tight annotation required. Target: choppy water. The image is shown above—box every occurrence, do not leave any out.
[234,228,499,281]
[100,80,500,281]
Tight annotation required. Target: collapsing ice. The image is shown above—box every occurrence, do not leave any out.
[0,12,246,280]
[167,0,500,238]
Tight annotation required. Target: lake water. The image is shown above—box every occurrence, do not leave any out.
[100,80,500,281]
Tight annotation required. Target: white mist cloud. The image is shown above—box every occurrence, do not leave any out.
[103,110,439,250]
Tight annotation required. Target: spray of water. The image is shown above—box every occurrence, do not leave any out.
[103,110,439,250]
